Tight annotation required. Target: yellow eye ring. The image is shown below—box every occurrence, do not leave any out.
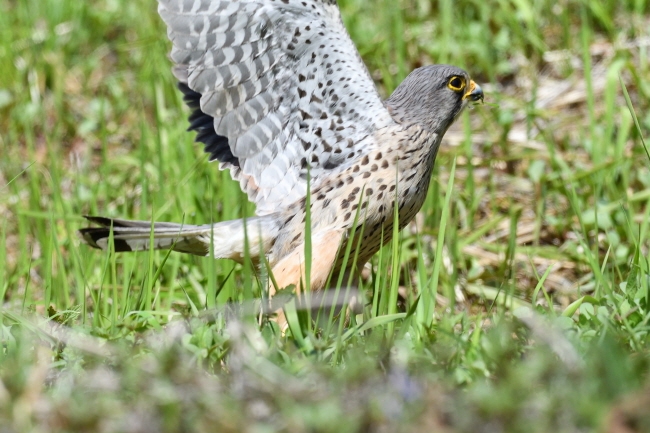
[447,76,466,92]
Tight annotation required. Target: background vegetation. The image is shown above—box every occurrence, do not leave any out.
[1,0,650,431]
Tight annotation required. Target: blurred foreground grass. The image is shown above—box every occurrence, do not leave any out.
[1,0,650,431]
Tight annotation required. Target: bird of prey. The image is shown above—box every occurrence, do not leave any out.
[80,0,483,309]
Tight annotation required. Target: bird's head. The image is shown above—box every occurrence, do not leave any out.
[386,64,483,134]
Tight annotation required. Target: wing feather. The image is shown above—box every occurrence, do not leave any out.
[158,0,395,215]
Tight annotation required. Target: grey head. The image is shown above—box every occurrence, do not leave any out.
[385,64,483,134]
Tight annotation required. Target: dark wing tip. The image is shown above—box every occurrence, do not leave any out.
[176,82,240,167]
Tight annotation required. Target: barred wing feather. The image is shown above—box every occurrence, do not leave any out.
[158,0,394,215]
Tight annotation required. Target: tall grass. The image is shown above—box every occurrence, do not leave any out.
[1,0,650,430]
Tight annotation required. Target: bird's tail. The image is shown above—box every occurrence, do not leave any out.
[78,215,276,262]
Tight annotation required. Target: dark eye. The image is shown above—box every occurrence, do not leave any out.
[447,76,465,92]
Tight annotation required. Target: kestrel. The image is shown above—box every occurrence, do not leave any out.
[80,0,483,308]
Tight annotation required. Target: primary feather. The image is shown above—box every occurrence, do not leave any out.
[158,0,395,215]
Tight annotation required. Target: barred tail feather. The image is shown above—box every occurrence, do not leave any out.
[79,215,277,262]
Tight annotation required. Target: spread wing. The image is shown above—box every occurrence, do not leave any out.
[158,0,395,215]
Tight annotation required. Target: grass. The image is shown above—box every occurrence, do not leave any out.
[1,0,650,431]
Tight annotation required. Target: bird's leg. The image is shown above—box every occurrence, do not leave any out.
[268,229,345,331]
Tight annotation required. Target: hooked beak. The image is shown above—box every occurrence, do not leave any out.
[463,80,484,103]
